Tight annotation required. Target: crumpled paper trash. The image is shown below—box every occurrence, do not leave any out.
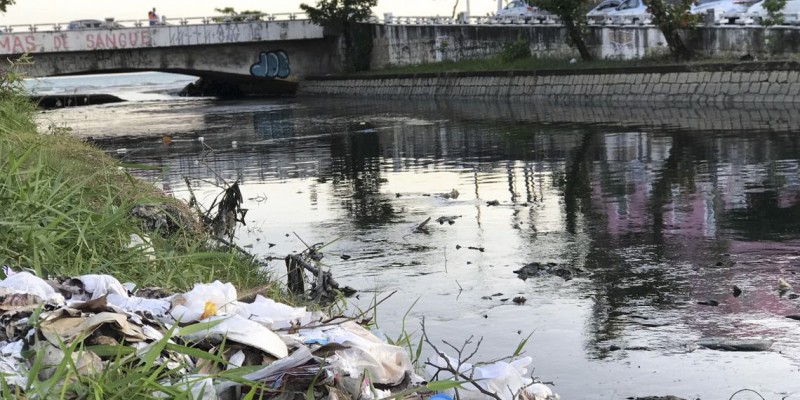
[0,340,26,388]
[425,354,558,400]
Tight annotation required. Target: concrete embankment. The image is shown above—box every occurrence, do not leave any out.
[299,61,800,105]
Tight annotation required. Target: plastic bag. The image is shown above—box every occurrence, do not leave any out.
[170,281,237,323]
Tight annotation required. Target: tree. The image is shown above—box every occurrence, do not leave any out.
[762,0,788,26]
[213,7,265,22]
[300,0,378,71]
[646,0,696,60]
[0,0,15,13]
[536,0,593,61]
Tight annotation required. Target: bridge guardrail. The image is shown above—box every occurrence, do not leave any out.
[1,12,311,33]
[10,10,800,33]
[378,12,800,28]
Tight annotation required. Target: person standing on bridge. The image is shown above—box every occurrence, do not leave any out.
[148,8,159,26]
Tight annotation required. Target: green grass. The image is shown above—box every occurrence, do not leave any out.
[0,69,276,294]
[0,57,287,399]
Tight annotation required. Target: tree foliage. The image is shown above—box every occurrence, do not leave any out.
[213,7,265,22]
[300,0,377,71]
[300,0,377,28]
[0,0,15,13]
[536,0,593,61]
[762,0,788,26]
[646,0,696,60]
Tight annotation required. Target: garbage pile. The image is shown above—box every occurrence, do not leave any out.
[0,268,558,399]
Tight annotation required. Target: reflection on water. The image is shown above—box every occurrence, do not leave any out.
[59,98,800,399]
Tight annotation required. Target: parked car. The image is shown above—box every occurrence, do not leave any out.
[67,18,123,30]
[740,0,800,24]
[586,0,623,24]
[496,0,556,23]
[605,0,652,25]
[690,0,759,24]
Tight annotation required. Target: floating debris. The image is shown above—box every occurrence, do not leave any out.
[439,189,459,199]
[732,285,742,297]
[513,262,574,281]
[435,215,461,225]
[697,338,773,352]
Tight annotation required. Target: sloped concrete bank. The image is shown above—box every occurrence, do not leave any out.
[299,61,800,105]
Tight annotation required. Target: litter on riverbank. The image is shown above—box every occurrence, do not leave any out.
[0,268,559,399]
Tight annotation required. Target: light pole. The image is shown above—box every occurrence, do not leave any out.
[497,0,503,14]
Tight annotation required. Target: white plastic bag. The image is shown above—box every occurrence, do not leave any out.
[305,321,412,385]
[0,271,64,304]
[177,315,288,359]
[236,294,309,330]
[170,281,237,323]
[79,274,129,300]
[425,354,557,400]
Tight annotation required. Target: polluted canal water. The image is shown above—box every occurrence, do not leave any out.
[40,85,800,399]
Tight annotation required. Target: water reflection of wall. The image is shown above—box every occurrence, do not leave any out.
[588,131,800,239]
[113,107,800,242]
[253,109,295,140]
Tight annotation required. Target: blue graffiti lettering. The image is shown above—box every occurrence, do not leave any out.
[250,50,290,79]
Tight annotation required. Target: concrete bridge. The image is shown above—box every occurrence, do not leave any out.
[3,17,341,95]
[9,12,800,96]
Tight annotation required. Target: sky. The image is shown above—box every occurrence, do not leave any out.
[1,0,505,26]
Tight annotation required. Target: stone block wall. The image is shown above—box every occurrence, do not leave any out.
[299,62,800,105]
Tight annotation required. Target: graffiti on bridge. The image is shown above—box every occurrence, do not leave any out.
[250,50,290,79]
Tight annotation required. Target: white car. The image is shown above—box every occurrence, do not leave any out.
[606,0,652,25]
[586,0,623,24]
[691,0,759,24]
[66,19,123,30]
[496,0,556,23]
[740,0,800,24]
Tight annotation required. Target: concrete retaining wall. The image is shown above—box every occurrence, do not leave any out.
[368,25,800,68]
[299,62,800,104]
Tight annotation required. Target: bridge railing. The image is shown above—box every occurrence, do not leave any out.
[10,11,800,33]
[0,12,311,33]
[380,14,562,25]
[377,11,800,27]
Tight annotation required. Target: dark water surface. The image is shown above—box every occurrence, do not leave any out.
[43,97,800,399]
